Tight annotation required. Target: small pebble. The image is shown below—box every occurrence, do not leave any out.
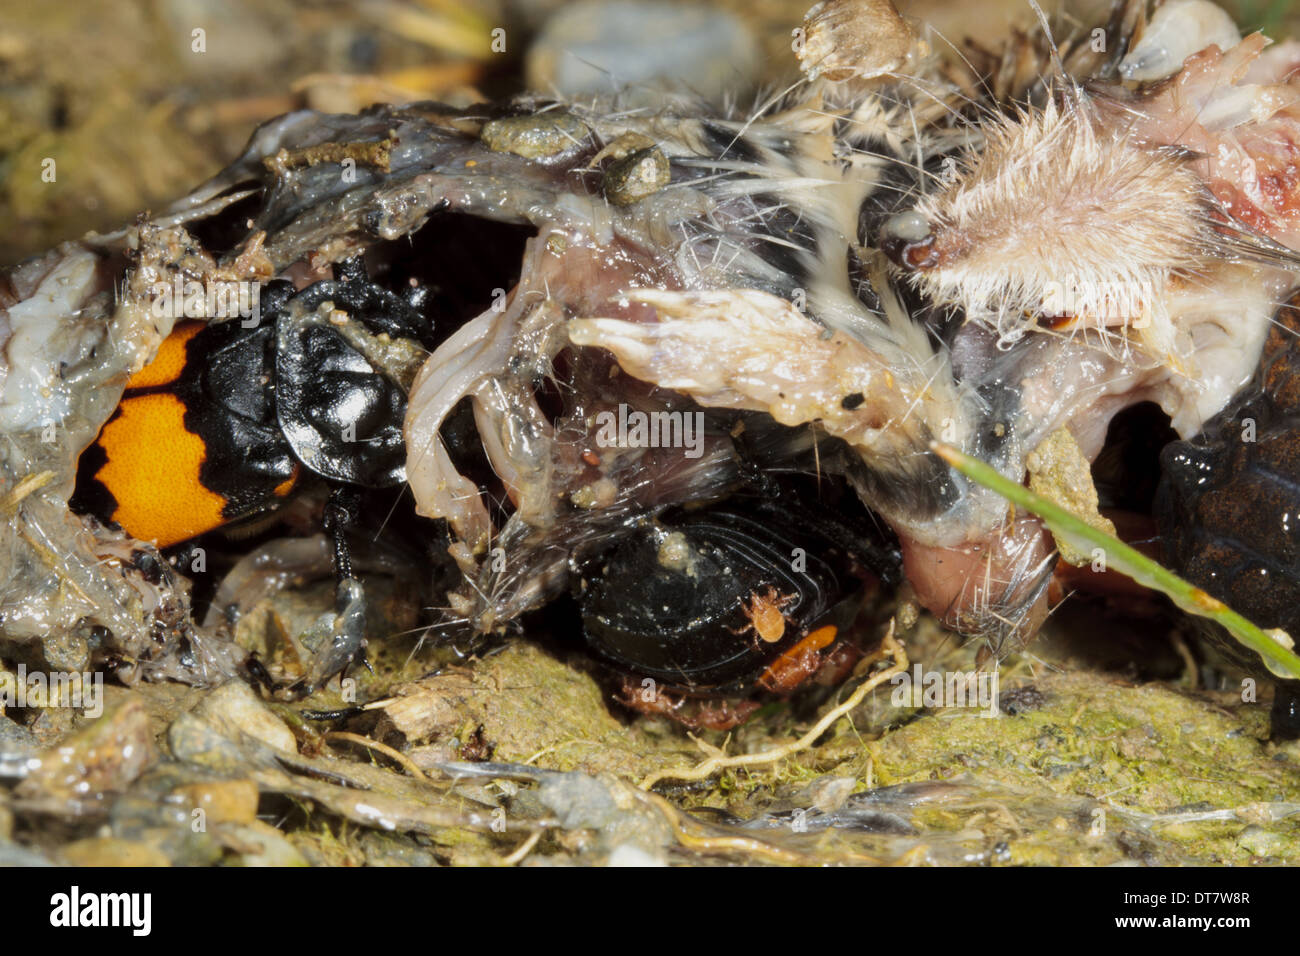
[480,112,589,160]
[15,697,156,802]
[192,681,297,753]
[59,836,170,867]
[172,779,260,825]
[527,1,758,101]
[604,147,671,206]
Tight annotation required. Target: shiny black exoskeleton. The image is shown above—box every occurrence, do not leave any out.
[239,259,431,694]
[1155,288,1300,737]
[74,256,430,698]
[273,257,431,486]
[575,484,902,695]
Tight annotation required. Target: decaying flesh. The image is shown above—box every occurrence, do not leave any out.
[3,0,1300,687]
[568,0,1300,646]
[0,229,265,681]
[566,0,1300,644]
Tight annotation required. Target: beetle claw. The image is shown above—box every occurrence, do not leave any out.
[339,638,373,683]
[310,577,368,688]
[274,578,369,701]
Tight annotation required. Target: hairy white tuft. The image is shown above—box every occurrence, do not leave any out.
[897,95,1211,363]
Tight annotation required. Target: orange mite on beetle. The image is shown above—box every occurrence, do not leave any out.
[733,586,797,644]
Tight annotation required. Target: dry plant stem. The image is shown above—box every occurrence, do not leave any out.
[325,731,431,781]
[500,830,542,865]
[639,623,909,789]
[2,471,54,514]
[637,789,811,864]
[638,789,887,865]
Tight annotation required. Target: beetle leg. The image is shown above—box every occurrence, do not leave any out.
[324,487,372,684]
[244,651,278,693]
[282,488,370,699]
[322,487,361,581]
[338,624,375,684]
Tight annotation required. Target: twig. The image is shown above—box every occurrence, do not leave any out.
[325,731,430,781]
[639,623,909,789]
[636,790,811,864]
[500,830,542,866]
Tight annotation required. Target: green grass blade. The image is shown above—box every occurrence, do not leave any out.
[931,441,1300,681]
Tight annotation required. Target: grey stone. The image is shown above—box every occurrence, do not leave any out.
[526,1,759,101]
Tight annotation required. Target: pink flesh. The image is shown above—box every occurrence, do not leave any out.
[900,514,1054,640]
[1108,34,1300,248]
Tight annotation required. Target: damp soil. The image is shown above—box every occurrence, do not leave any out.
[5,581,1300,867]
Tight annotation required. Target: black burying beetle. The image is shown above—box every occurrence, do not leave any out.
[72,256,431,698]
[1156,288,1300,739]
[74,254,901,716]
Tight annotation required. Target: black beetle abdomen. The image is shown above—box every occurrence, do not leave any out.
[1155,289,1300,730]
[578,494,900,693]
